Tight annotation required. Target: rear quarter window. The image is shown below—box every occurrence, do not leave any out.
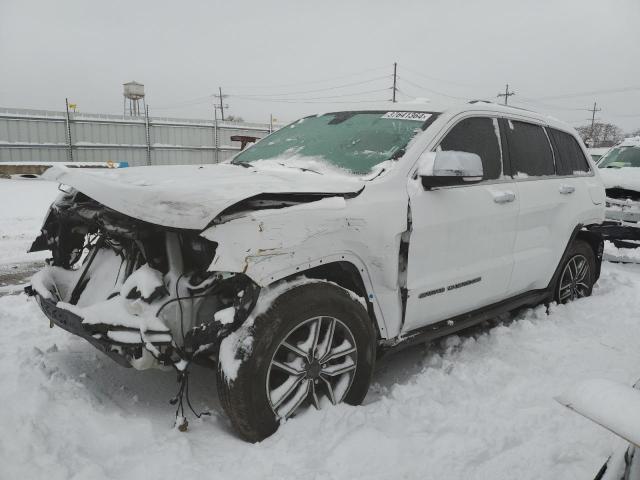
[505,120,555,177]
[547,128,591,175]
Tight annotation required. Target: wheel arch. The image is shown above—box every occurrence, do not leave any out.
[547,224,604,294]
[576,228,604,282]
[256,257,387,341]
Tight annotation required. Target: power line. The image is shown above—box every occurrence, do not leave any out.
[397,75,469,101]
[226,65,389,90]
[400,64,494,89]
[230,88,389,103]
[513,97,592,112]
[229,96,387,105]
[227,75,389,97]
[532,86,640,101]
[153,95,214,110]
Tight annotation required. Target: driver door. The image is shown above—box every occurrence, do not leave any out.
[402,116,519,332]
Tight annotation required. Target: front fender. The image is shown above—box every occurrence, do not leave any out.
[200,200,401,338]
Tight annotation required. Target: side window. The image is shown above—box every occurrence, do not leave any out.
[438,117,502,180]
[505,120,555,177]
[547,128,591,175]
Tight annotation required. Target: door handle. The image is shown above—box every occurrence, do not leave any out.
[492,191,516,204]
[559,184,575,195]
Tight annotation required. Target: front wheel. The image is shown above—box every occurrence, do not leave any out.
[216,281,376,442]
[554,239,596,304]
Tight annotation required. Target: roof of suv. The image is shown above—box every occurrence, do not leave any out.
[347,100,578,135]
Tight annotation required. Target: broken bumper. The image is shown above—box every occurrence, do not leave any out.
[604,197,640,225]
[26,286,171,368]
[590,198,640,247]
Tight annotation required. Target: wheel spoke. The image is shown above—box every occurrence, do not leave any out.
[277,379,311,419]
[575,261,588,282]
[567,259,577,281]
[297,319,321,357]
[272,359,305,376]
[559,289,572,301]
[321,339,356,363]
[282,341,309,360]
[322,359,356,377]
[319,375,337,405]
[559,282,572,294]
[316,317,336,361]
[576,281,590,294]
[271,374,305,409]
[310,380,321,410]
[310,318,322,358]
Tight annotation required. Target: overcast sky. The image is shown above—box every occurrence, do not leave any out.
[1,0,639,130]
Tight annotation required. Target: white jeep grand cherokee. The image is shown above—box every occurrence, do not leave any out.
[27,102,605,441]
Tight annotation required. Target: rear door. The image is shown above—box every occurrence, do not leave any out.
[403,116,519,332]
[504,120,589,294]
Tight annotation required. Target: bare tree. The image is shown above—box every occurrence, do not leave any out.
[576,122,624,147]
[225,115,245,122]
[626,128,640,138]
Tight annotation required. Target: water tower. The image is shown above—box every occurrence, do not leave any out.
[123,81,145,116]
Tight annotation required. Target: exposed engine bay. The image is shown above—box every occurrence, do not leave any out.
[27,187,259,370]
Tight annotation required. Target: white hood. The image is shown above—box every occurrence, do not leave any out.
[43,163,365,230]
[598,167,640,192]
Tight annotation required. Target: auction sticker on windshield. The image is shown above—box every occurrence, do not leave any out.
[382,111,432,121]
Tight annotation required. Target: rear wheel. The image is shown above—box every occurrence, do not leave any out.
[554,239,596,303]
[217,282,375,442]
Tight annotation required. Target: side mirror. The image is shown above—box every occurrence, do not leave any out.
[418,150,484,189]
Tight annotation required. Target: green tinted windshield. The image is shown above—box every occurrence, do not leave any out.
[598,146,640,168]
[232,111,433,174]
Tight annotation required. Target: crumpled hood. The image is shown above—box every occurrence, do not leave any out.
[43,163,365,230]
[598,167,640,193]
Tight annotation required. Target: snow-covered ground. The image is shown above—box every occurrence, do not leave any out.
[0,178,59,264]
[2,178,640,479]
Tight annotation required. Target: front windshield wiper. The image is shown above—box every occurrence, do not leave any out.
[233,161,253,168]
[276,162,322,175]
[389,148,406,161]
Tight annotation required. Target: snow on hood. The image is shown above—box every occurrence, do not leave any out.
[42,163,365,230]
[598,167,640,192]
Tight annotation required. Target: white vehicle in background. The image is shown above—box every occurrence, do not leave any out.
[588,147,611,163]
[594,137,640,249]
[27,102,605,442]
[558,378,640,479]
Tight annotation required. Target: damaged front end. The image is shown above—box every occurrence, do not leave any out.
[26,187,259,370]
[591,187,640,248]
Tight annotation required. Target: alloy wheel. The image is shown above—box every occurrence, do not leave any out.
[558,254,590,303]
[266,316,357,420]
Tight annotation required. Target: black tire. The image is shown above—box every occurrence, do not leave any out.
[554,239,596,304]
[216,281,376,442]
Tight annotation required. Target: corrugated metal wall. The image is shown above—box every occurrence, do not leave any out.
[0,107,280,166]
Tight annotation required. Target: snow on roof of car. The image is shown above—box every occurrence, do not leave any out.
[620,136,640,147]
[328,100,578,135]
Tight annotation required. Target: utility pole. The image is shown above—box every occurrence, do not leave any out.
[392,62,398,103]
[497,84,515,105]
[212,95,228,163]
[213,102,219,163]
[144,105,151,166]
[64,98,74,163]
[588,101,602,147]
[214,87,228,121]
